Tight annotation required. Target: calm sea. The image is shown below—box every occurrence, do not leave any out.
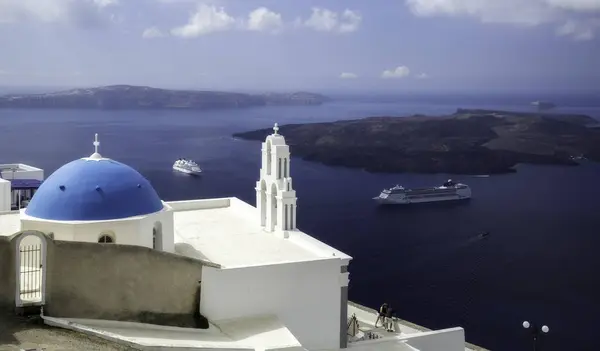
[1,95,599,351]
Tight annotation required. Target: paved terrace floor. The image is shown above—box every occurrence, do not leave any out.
[0,311,129,351]
[42,314,303,351]
[35,302,488,351]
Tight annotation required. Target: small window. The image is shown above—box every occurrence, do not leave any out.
[98,234,114,243]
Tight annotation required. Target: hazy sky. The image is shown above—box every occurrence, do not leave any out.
[0,0,599,92]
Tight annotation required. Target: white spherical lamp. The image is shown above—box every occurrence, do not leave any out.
[542,325,549,333]
[523,321,531,329]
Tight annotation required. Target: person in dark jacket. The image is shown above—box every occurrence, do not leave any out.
[385,305,395,332]
[375,303,388,327]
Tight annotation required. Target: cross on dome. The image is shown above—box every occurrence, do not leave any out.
[89,133,103,160]
[273,123,279,135]
[93,133,100,153]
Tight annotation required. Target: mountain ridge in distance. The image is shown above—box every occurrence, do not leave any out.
[0,84,330,110]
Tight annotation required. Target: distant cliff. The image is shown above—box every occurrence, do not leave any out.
[0,85,330,110]
[233,108,600,175]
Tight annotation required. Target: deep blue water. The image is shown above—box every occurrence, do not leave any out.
[1,97,599,351]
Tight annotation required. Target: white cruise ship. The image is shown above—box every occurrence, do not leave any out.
[373,179,471,205]
[172,158,202,175]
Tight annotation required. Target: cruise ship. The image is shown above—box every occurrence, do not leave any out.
[373,179,472,205]
[172,158,202,175]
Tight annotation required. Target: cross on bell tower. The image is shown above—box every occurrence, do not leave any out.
[273,123,279,135]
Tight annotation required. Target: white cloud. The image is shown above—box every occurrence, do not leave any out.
[338,9,363,33]
[405,0,600,40]
[165,5,362,37]
[556,18,600,40]
[416,72,429,79]
[381,66,411,79]
[303,8,338,32]
[170,5,286,37]
[171,4,236,37]
[405,0,557,26]
[303,8,362,33]
[156,0,216,3]
[0,0,70,23]
[545,0,600,12]
[142,26,165,38]
[340,72,358,79]
[93,0,118,7]
[246,7,283,33]
[0,0,118,26]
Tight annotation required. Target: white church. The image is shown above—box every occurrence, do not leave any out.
[0,125,478,351]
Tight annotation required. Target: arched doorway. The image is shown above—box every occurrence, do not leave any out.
[15,231,47,307]
[153,221,163,250]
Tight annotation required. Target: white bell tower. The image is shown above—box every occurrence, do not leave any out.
[255,123,297,233]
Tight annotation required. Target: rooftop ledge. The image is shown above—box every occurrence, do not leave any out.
[0,163,43,173]
[167,197,232,212]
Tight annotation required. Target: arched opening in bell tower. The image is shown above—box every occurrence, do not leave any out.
[284,204,289,230]
[266,140,272,176]
[271,183,278,228]
[278,158,282,179]
[260,180,267,226]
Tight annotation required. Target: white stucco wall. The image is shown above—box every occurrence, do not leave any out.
[20,219,74,239]
[19,207,174,252]
[0,212,21,236]
[20,218,140,245]
[200,258,344,350]
[138,209,175,253]
[0,179,10,212]
[161,211,175,253]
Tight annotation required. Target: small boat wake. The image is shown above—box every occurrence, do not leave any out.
[404,232,491,272]
[442,231,490,252]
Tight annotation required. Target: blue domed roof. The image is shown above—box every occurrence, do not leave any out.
[25,158,164,221]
